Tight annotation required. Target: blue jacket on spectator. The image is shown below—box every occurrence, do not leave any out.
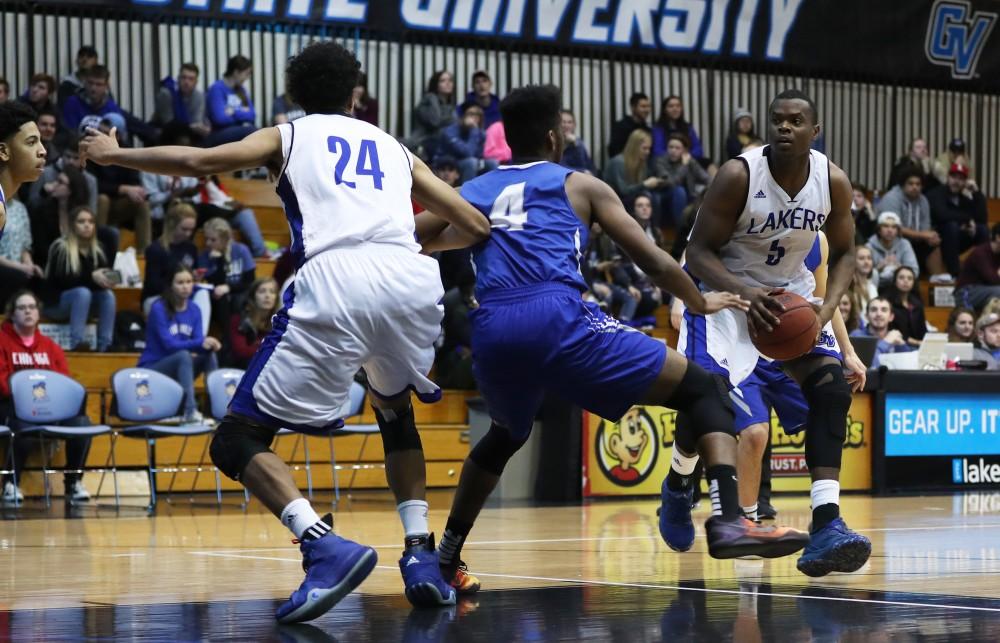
[62,94,125,133]
[138,298,205,367]
[206,80,255,128]
[561,140,595,174]
[652,123,704,160]
[849,327,915,367]
[197,242,256,291]
[437,123,485,161]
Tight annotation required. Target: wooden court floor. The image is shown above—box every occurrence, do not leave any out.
[2,491,1000,641]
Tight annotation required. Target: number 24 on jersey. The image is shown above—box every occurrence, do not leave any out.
[327,136,385,190]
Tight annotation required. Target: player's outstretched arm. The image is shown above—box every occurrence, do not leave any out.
[80,126,283,176]
[572,172,747,316]
[411,156,490,250]
[819,163,857,328]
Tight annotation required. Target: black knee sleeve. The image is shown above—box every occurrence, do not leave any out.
[802,364,852,470]
[667,363,736,441]
[469,422,528,476]
[374,405,422,453]
[210,416,277,481]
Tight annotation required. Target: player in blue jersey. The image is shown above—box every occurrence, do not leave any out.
[0,102,48,240]
[419,86,811,594]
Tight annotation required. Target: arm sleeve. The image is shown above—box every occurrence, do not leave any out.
[52,343,69,376]
[0,348,13,398]
[233,97,255,124]
[227,314,257,363]
[142,173,171,208]
[206,85,234,127]
[189,91,206,125]
[688,125,704,160]
[45,245,88,291]
[900,241,920,277]
[148,304,203,353]
[153,88,173,124]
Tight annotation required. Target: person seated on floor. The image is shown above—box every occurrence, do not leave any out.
[226,277,279,369]
[42,206,116,352]
[137,265,220,424]
[0,290,92,504]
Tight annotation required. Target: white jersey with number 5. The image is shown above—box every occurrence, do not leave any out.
[275,113,420,265]
[719,145,831,298]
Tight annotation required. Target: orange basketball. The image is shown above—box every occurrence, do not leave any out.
[750,292,820,361]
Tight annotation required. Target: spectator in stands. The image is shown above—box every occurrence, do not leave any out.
[932,138,972,187]
[0,78,8,103]
[152,63,209,139]
[851,244,879,319]
[954,222,1000,311]
[141,202,210,332]
[58,45,98,113]
[483,120,511,165]
[457,70,500,129]
[431,157,460,187]
[888,137,937,192]
[90,118,152,254]
[630,192,664,250]
[651,95,705,161]
[973,312,1000,369]
[559,109,594,175]
[928,162,989,278]
[877,168,947,281]
[883,265,926,347]
[604,129,665,212]
[227,277,278,369]
[652,133,710,227]
[272,91,305,125]
[607,92,651,157]
[0,290,92,504]
[197,217,255,331]
[838,293,861,333]
[867,211,919,288]
[352,72,378,126]
[0,197,43,306]
[851,183,876,244]
[946,307,976,343]
[619,194,664,324]
[138,265,220,423]
[725,108,756,160]
[583,224,629,319]
[35,109,60,165]
[205,55,256,147]
[437,104,494,184]
[409,70,456,160]
[43,206,115,352]
[849,296,913,367]
[61,66,125,134]
[16,73,56,114]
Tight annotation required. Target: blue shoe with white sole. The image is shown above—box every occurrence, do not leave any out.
[796,517,871,577]
[400,533,457,608]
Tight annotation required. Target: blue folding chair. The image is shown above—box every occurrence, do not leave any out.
[9,370,118,507]
[205,369,314,501]
[111,368,215,509]
[327,381,381,503]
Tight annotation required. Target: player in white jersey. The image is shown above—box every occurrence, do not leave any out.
[0,102,49,238]
[663,90,871,578]
[81,41,489,623]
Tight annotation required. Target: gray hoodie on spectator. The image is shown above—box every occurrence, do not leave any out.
[866,233,919,286]
[877,185,931,233]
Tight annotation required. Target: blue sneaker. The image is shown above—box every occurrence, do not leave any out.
[275,521,378,624]
[796,517,871,577]
[657,478,695,552]
[399,534,457,607]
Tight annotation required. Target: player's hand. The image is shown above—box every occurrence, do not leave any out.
[843,351,867,392]
[745,287,785,337]
[80,127,120,165]
[698,291,750,315]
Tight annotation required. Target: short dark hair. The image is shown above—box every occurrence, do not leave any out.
[898,166,923,187]
[667,132,690,150]
[285,41,360,115]
[500,85,562,158]
[851,181,868,193]
[472,70,490,83]
[5,289,39,319]
[629,92,649,108]
[0,102,37,142]
[224,55,252,76]
[36,108,57,122]
[87,65,110,82]
[29,73,56,94]
[769,89,818,124]
[77,45,98,59]
[180,62,200,76]
[868,295,891,309]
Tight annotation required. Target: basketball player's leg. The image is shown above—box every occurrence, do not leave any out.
[782,353,871,576]
[737,422,770,519]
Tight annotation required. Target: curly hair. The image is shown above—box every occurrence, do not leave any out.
[500,84,562,158]
[285,40,360,116]
[0,101,37,142]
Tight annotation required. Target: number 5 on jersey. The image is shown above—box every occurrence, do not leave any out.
[489,182,528,231]
[765,239,785,266]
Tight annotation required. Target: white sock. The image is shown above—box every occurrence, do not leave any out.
[280,498,325,539]
[397,499,430,537]
[742,503,758,521]
[671,448,699,475]
[810,479,840,509]
[708,479,722,516]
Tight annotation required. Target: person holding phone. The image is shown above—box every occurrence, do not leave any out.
[42,205,116,352]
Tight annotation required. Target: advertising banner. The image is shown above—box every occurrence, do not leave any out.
[582,394,872,497]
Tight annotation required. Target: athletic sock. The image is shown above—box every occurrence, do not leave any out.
[667,449,700,492]
[706,465,740,520]
[741,503,758,521]
[280,498,331,541]
[811,479,841,531]
[438,516,473,570]
[397,499,430,538]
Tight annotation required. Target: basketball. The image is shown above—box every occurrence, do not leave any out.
[751,292,820,361]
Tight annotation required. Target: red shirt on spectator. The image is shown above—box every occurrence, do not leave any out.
[0,321,70,397]
[956,241,1000,289]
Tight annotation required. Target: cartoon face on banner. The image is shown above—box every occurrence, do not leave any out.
[595,407,658,487]
[32,382,48,402]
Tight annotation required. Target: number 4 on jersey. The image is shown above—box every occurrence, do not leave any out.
[489,182,528,231]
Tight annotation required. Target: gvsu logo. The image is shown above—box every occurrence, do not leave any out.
[925,0,997,79]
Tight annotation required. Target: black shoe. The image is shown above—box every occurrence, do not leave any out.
[757,498,777,520]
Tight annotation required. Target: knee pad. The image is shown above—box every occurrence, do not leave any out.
[469,422,528,476]
[801,364,852,470]
[210,416,277,481]
[373,405,422,453]
[667,362,736,441]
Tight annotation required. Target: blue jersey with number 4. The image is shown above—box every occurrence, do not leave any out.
[460,161,587,296]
